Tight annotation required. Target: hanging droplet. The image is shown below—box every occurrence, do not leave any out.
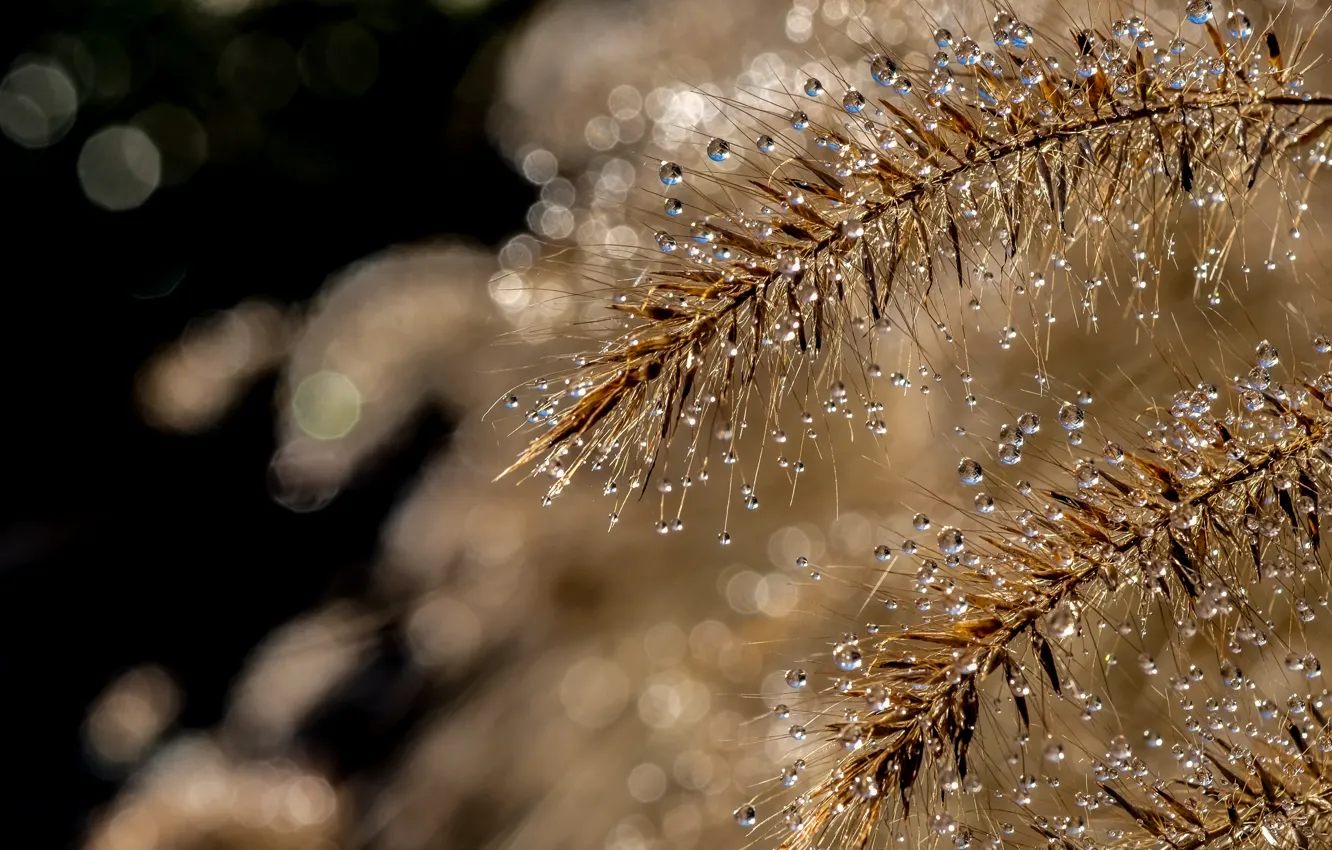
[706,138,731,162]
[658,161,683,185]
[663,197,683,216]
[1047,600,1078,639]
[756,134,776,153]
[1058,403,1085,430]
[955,38,981,65]
[870,54,900,86]
[937,527,964,555]
[785,668,807,688]
[734,805,757,828]
[1225,10,1252,38]
[841,89,866,113]
[1185,0,1213,24]
[958,457,984,485]
[1017,412,1041,434]
[803,77,824,97]
[833,643,863,671]
[929,67,955,95]
[790,110,809,131]
[1255,339,1279,367]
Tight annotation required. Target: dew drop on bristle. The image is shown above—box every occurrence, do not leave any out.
[955,38,981,65]
[706,138,730,162]
[734,805,756,828]
[1186,0,1213,24]
[870,54,899,86]
[937,527,963,554]
[1255,339,1279,367]
[841,89,866,113]
[929,68,955,95]
[958,457,984,485]
[1226,10,1252,38]
[1058,403,1085,430]
[658,161,682,185]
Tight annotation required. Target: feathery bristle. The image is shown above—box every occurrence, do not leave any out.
[503,5,1332,520]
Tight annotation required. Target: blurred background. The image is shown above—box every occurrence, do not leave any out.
[1,1,538,845]
[9,1,1331,849]
[1,1,904,848]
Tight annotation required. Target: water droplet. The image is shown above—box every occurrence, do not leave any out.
[955,38,981,66]
[870,54,900,86]
[706,138,731,162]
[929,68,955,95]
[833,643,863,671]
[1226,10,1252,38]
[1186,0,1213,24]
[658,161,683,185]
[1058,403,1085,430]
[1220,659,1244,690]
[1017,412,1041,434]
[785,668,807,688]
[865,684,890,711]
[663,197,683,216]
[1255,339,1279,367]
[789,110,809,130]
[937,527,964,554]
[755,134,776,153]
[958,457,984,485]
[1047,601,1077,639]
[974,492,995,513]
[734,805,756,827]
[803,77,823,97]
[841,89,866,113]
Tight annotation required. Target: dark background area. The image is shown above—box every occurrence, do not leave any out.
[0,0,539,843]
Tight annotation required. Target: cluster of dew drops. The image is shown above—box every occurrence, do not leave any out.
[655,0,1305,267]
[731,330,1332,843]
[503,0,1330,528]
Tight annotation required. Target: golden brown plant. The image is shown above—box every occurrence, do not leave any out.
[751,341,1332,849]
[505,3,1332,850]
[504,4,1332,520]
